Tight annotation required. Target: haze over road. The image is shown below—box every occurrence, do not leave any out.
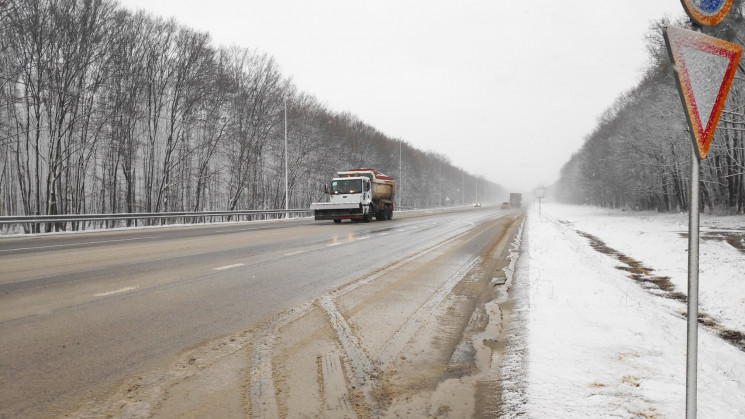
[0,206,519,417]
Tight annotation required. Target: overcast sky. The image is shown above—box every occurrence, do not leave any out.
[117,0,686,192]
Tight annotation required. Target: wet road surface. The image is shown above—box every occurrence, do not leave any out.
[0,206,518,417]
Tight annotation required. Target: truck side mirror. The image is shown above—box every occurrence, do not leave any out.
[324,184,329,194]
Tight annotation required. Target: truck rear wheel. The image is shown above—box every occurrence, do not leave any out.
[333,219,341,224]
[387,205,393,220]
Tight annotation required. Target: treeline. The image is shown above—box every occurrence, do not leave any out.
[554,2,745,213]
[0,0,503,230]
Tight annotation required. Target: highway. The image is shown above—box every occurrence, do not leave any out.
[0,206,520,417]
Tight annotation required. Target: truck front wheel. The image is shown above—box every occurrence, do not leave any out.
[333,219,341,224]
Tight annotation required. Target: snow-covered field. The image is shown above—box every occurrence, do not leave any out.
[505,203,745,418]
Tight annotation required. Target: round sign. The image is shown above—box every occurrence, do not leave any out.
[681,0,732,26]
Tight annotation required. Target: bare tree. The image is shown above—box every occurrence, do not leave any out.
[223,48,283,211]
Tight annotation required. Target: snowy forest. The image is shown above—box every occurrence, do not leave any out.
[554,2,745,213]
[0,0,503,224]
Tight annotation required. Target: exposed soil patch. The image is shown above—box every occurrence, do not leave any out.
[673,310,745,351]
[720,329,745,349]
[679,231,745,254]
[573,227,745,352]
[577,231,681,300]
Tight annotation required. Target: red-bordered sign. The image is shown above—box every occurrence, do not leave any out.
[664,26,742,159]
[681,0,732,26]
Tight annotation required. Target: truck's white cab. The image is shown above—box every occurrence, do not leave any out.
[310,176,374,222]
[311,169,395,223]
[329,176,373,207]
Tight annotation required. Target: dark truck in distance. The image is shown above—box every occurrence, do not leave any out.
[509,193,522,208]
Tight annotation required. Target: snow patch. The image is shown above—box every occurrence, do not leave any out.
[505,203,745,417]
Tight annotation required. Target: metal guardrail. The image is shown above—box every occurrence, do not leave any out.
[0,204,473,235]
[0,209,314,234]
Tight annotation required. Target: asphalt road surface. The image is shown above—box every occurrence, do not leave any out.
[0,206,519,417]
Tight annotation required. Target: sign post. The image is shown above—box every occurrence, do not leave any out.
[686,148,700,418]
[664,3,740,416]
[534,188,545,218]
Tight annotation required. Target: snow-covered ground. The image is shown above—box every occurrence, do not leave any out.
[504,203,745,418]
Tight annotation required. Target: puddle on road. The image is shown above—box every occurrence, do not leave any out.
[573,227,745,352]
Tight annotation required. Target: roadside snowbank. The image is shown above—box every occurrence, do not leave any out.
[509,203,745,417]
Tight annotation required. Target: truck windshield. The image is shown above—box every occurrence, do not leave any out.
[331,179,362,194]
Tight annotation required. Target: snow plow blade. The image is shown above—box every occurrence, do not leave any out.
[310,202,363,220]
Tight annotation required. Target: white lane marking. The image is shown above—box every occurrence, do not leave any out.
[284,250,305,256]
[327,242,341,247]
[93,285,139,297]
[357,236,370,241]
[1,236,160,253]
[214,263,245,271]
[380,232,389,236]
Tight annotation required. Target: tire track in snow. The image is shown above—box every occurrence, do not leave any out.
[376,255,481,366]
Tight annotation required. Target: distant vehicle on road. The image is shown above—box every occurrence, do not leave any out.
[509,193,522,208]
[500,202,511,209]
[473,202,481,207]
[311,169,395,223]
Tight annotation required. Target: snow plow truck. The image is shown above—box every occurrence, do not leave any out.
[311,169,396,223]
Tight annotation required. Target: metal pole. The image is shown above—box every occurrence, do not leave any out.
[685,22,706,418]
[686,144,700,419]
[284,96,289,217]
[398,141,402,209]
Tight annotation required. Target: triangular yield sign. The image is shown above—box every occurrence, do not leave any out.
[664,26,742,159]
